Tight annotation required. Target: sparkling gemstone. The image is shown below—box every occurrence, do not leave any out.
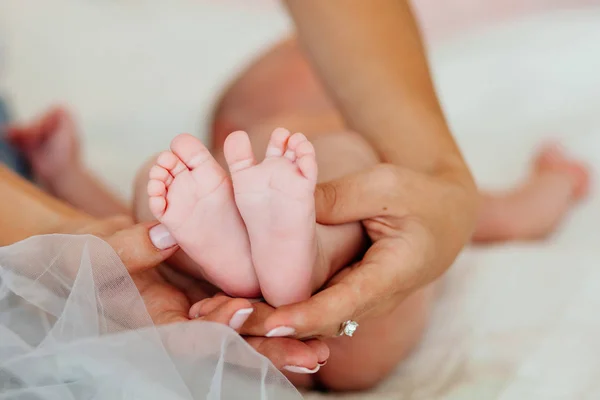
[343,321,359,337]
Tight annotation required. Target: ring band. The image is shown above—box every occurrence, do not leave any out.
[337,320,359,337]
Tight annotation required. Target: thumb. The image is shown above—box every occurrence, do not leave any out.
[106,222,178,274]
[314,165,395,225]
[264,239,406,338]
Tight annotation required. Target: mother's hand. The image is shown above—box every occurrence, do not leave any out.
[191,293,328,374]
[262,163,479,338]
[58,216,179,273]
[136,267,329,374]
[66,217,328,372]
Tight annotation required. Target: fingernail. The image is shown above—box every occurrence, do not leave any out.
[283,365,320,374]
[318,361,327,367]
[149,224,177,250]
[228,308,253,330]
[266,326,296,338]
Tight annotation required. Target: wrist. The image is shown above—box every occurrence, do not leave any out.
[351,98,461,174]
[435,156,480,247]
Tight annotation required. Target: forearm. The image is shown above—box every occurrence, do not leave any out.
[0,165,90,245]
[285,0,465,175]
[49,167,130,219]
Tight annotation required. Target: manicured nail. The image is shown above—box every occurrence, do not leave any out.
[283,365,320,374]
[318,361,327,367]
[266,326,296,337]
[149,224,177,250]
[229,308,253,330]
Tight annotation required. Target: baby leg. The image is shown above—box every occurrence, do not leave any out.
[8,107,129,218]
[473,144,590,242]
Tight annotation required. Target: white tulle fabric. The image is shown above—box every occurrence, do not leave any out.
[0,235,301,400]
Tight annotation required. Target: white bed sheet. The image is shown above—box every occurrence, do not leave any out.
[1,1,600,398]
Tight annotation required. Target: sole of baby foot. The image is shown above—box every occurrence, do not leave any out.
[224,128,318,307]
[147,133,259,297]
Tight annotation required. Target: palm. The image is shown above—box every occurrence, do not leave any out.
[132,269,191,325]
[132,266,328,374]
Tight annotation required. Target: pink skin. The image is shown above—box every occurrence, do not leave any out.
[147,129,319,307]
[534,143,589,200]
[190,293,329,376]
[147,134,259,298]
[474,143,591,242]
[7,107,80,185]
[224,128,318,307]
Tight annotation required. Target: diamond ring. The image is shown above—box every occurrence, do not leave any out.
[337,320,359,337]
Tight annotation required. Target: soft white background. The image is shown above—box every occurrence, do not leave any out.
[1,1,600,398]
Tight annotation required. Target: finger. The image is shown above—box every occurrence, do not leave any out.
[265,239,410,338]
[188,295,232,318]
[191,296,281,337]
[238,301,279,337]
[314,164,403,224]
[245,337,326,373]
[304,339,330,364]
[187,291,250,317]
[105,222,179,274]
[197,298,254,332]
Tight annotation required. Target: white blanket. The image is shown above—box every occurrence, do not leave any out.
[1,1,599,398]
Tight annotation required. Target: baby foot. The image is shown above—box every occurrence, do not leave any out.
[533,143,590,200]
[224,128,318,307]
[148,134,259,297]
[7,107,81,187]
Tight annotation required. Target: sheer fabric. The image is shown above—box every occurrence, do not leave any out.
[0,234,301,399]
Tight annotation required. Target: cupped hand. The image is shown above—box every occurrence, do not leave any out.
[137,268,329,374]
[190,292,328,374]
[57,216,179,274]
[64,216,328,372]
[261,163,479,338]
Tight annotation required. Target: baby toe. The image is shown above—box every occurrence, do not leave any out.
[157,151,188,176]
[224,130,257,173]
[147,179,166,197]
[149,196,167,219]
[286,132,309,151]
[294,140,316,159]
[296,154,318,183]
[170,133,212,170]
[149,165,173,186]
[265,128,292,158]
